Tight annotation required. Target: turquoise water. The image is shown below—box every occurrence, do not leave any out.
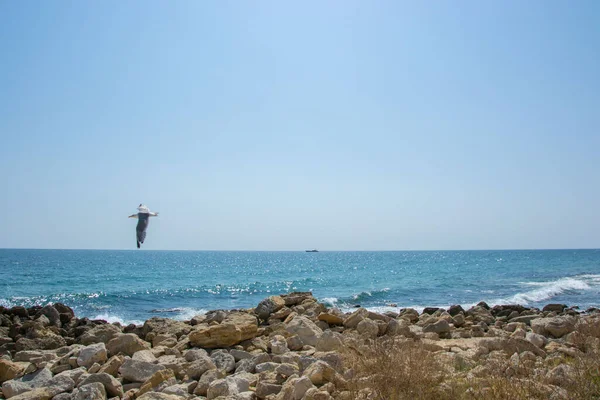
[1,249,599,324]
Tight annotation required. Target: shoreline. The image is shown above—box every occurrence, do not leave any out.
[1,292,599,399]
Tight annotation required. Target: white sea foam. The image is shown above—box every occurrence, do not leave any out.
[320,297,339,306]
[172,308,208,321]
[489,275,598,306]
[91,313,144,326]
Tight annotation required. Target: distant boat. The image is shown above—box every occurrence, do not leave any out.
[305,249,319,252]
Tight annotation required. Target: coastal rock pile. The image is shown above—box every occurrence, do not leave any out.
[1,294,599,399]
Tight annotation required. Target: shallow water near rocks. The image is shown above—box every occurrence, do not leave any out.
[1,249,599,324]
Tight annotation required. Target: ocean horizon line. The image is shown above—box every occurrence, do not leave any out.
[1,247,599,252]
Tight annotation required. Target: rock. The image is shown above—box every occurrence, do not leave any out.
[255,296,286,321]
[543,304,567,313]
[343,308,368,329]
[452,313,466,328]
[161,383,192,397]
[423,319,451,334]
[386,319,411,337]
[303,360,338,386]
[1,368,53,398]
[508,315,540,325]
[465,306,495,325]
[137,369,175,397]
[6,387,54,400]
[356,319,379,339]
[447,305,465,316]
[189,312,258,348]
[193,369,226,396]
[230,349,252,361]
[211,351,236,373]
[256,380,282,398]
[181,355,216,380]
[276,375,315,400]
[422,307,442,315]
[531,316,576,338]
[183,348,209,362]
[269,335,289,355]
[118,359,167,382]
[15,335,66,352]
[142,318,191,340]
[97,355,124,377]
[285,316,323,346]
[132,349,157,363]
[73,382,106,400]
[78,324,122,345]
[525,332,547,348]
[106,334,150,357]
[546,363,575,386]
[0,359,24,383]
[317,312,344,326]
[479,337,546,357]
[77,342,108,368]
[398,308,419,323]
[37,306,61,327]
[315,331,343,352]
[78,373,123,398]
[282,292,314,307]
[137,393,187,400]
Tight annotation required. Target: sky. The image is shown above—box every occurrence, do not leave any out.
[1,1,599,251]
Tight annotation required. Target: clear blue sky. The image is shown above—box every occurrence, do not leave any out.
[1,1,598,250]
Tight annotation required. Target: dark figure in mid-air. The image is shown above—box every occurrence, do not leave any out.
[129,204,159,248]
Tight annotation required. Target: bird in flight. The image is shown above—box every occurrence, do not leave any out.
[128,204,159,248]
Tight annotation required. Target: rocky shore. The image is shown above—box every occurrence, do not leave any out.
[1,293,599,399]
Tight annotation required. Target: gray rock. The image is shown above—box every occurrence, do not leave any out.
[73,382,106,400]
[118,359,166,382]
[181,356,216,380]
[183,348,209,362]
[356,319,379,339]
[269,335,289,355]
[193,369,226,396]
[132,349,157,363]
[286,316,323,347]
[256,381,282,398]
[78,324,122,346]
[106,334,150,357]
[211,351,235,373]
[531,316,576,338]
[343,308,369,329]
[78,373,124,398]
[77,343,108,368]
[255,296,286,321]
[423,319,451,334]
[1,367,53,398]
[315,331,343,352]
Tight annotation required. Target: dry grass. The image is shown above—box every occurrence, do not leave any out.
[339,319,600,400]
[342,337,457,400]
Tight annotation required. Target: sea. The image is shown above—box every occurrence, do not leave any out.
[1,249,599,325]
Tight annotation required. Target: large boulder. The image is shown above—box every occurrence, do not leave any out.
[0,359,24,383]
[1,368,53,398]
[255,296,286,321]
[142,317,191,340]
[118,359,167,382]
[343,308,369,329]
[106,333,150,356]
[78,373,124,398]
[77,343,108,368]
[78,324,122,345]
[286,316,323,347]
[15,334,66,352]
[188,312,258,348]
[531,316,577,338]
